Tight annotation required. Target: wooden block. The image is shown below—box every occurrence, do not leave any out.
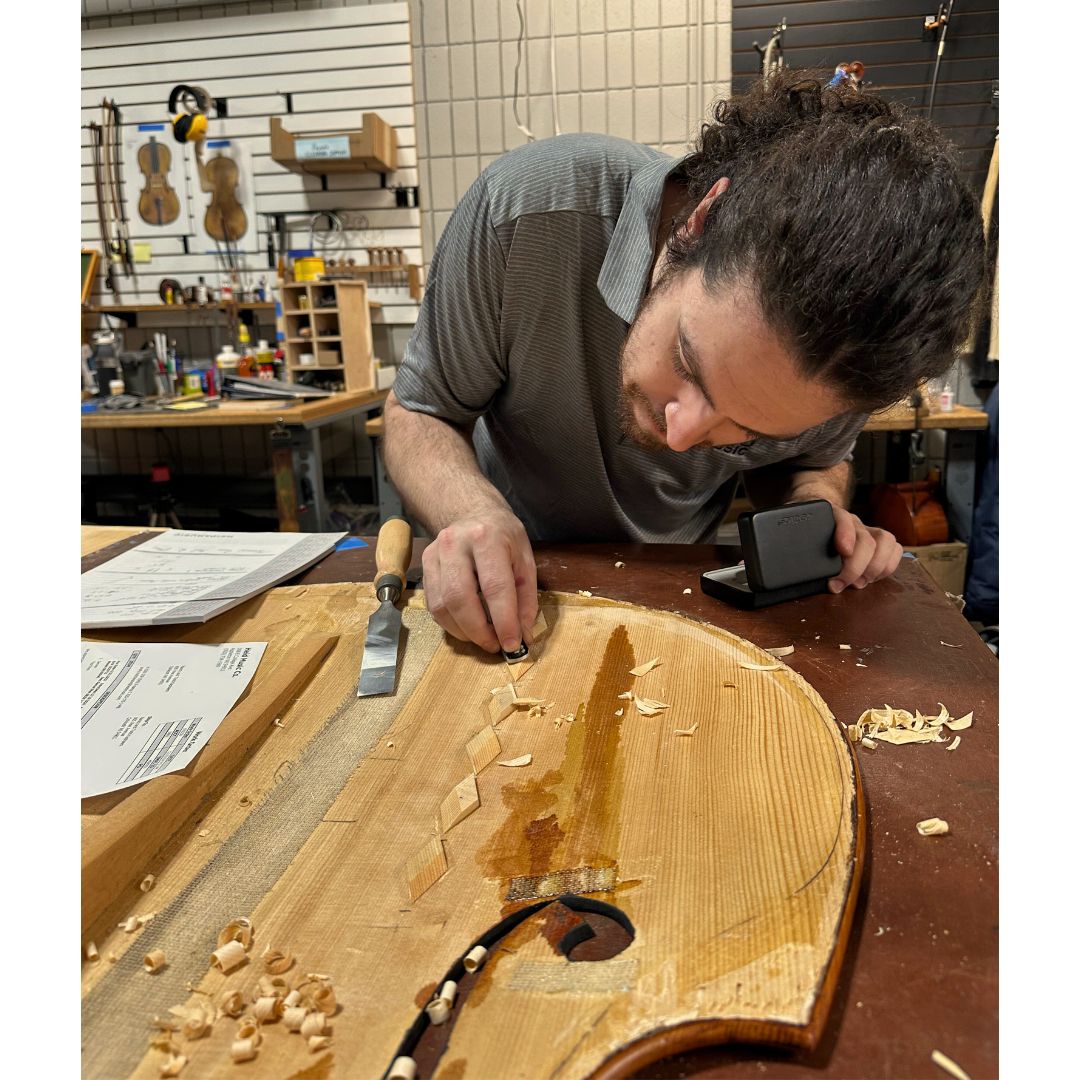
[506,655,535,682]
[488,683,518,725]
[438,775,480,835]
[465,725,501,775]
[405,837,448,901]
[530,608,549,643]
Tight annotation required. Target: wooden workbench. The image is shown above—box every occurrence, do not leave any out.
[81,528,996,1079]
[81,390,388,530]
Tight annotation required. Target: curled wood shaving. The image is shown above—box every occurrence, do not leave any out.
[945,711,973,731]
[916,817,950,836]
[119,916,140,933]
[614,708,623,717]
[182,1008,212,1041]
[439,979,458,1006]
[617,691,633,700]
[236,1017,260,1041]
[463,945,488,972]
[578,590,593,597]
[674,723,699,737]
[309,1035,332,1052]
[629,657,661,676]
[425,998,450,1025]
[86,941,100,963]
[283,1006,308,1032]
[210,939,248,974]
[217,917,253,950]
[513,696,544,707]
[633,696,670,716]
[839,644,852,650]
[765,645,794,657]
[846,725,860,743]
[939,641,962,648]
[256,975,288,999]
[389,1058,418,1080]
[738,661,782,671]
[159,1054,187,1077]
[262,947,294,975]
[230,1038,258,1063]
[273,717,286,727]
[933,702,950,725]
[283,990,302,1008]
[497,755,533,767]
[150,1015,181,1032]
[149,1031,177,1053]
[139,874,156,893]
[946,736,961,751]
[300,1011,328,1037]
[860,737,877,749]
[218,990,245,1018]
[253,996,284,1022]
[144,949,167,974]
[312,984,337,1016]
[198,829,209,837]
[682,588,692,595]
[614,561,625,568]
[931,1049,972,1080]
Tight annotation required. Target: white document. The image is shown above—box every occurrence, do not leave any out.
[81,641,267,798]
[81,530,345,628]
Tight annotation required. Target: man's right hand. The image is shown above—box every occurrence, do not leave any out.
[421,511,538,654]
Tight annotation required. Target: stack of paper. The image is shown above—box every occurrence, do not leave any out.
[222,374,332,399]
[81,530,345,629]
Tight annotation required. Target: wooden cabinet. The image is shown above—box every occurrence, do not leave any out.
[281,280,374,392]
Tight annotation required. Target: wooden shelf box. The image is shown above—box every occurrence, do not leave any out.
[281,280,374,391]
[270,113,397,176]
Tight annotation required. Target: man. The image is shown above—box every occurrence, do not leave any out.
[384,70,986,655]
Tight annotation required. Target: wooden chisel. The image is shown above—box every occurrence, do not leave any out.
[356,517,413,697]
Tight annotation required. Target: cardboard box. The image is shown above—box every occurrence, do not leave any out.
[905,541,967,596]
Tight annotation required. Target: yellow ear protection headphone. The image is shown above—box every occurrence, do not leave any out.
[169,84,212,144]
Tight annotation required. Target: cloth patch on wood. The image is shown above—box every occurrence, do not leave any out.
[508,957,637,994]
[505,865,616,902]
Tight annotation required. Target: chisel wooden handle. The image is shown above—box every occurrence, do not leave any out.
[374,517,412,596]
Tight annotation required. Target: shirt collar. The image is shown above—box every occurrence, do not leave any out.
[597,152,682,325]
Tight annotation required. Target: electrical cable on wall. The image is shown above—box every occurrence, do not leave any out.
[512,0,534,141]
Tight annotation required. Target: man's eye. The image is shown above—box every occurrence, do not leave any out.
[672,344,692,382]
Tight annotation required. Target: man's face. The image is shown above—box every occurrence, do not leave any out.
[618,270,848,451]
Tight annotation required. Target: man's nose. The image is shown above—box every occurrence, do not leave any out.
[664,397,714,452]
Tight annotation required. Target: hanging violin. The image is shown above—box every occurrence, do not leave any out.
[199,148,248,244]
[137,135,181,226]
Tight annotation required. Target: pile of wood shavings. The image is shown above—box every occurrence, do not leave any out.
[847,703,973,747]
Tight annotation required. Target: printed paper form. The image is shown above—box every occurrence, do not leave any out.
[81,641,267,798]
[81,530,345,629]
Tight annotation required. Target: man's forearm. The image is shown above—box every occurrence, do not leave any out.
[382,390,514,534]
[742,460,854,511]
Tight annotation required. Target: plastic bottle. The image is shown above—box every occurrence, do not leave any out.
[237,323,254,377]
[216,343,240,374]
[195,276,209,305]
[255,339,275,380]
[938,384,955,413]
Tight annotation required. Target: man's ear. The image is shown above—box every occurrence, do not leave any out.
[682,177,731,239]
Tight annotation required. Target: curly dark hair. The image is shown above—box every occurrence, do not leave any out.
[665,69,987,411]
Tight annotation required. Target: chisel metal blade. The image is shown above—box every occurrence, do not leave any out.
[356,601,403,697]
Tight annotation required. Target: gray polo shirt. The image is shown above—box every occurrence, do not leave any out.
[395,133,866,543]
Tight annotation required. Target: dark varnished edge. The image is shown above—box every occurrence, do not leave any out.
[81,530,163,574]
[589,731,868,1080]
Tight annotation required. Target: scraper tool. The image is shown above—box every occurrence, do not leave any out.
[356,517,413,697]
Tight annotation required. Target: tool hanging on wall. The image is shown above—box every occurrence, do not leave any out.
[753,18,787,80]
[87,122,118,300]
[98,100,134,283]
[923,0,957,120]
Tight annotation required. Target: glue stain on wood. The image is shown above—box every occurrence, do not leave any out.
[283,1053,336,1080]
[414,979,439,1008]
[476,770,565,885]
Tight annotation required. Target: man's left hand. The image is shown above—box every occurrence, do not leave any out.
[828,505,904,593]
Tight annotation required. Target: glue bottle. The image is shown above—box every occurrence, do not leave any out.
[938,383,955,413]
[237,322,254,377]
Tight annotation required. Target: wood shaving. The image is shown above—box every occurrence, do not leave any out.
[119,916,140,933]
[312,984,337,1016]
[633,696,670,716]
[617,691,633,700]
[839,644,852,650]
[629,657,661,676]
[860,737,877,749]
[253,996,283,1022]
[682,588,692,595]
[308,1035,332,1052]
[497,754,532,767]
[765,645,794,657]
[723,681,736,689]
[283,990,302,1008]
[529,609,549,643]
[939,641,962,648]
[218,990,246,1018]
[578,590,593,597]
[439,980,458,1006]
[86,941,100,963]
[151,1015,181,1032]
[300,1011,328,1037]
[283,1006,308,1032]
[230,1038,258,1063]
[149,1031,177,1053]
[139,874,156,893]
[946,736,961,751]
[386,741,394,748]
[143,949,167,974]
[425,998,450,1025]
[262,947,294,975]
[159,1054,187,1077]
[738,661,782,671]
[674,723,699,737]
[210,939,248,974]
[614,561,625,568]
[614,708,624,717]
[463,945,488,972]
[257,975,288,998]
[846,724,860,743]
[217,917,253,950]
[850,703,970,747]
[198,829,209,837]
[389,1058,418,1080]
[945,711,973,731]
[488,683,518,725]
[236,1017,260,1041]
[931,1049,972,1080]
[182,1007,212,1041]
[916,817,950,836]
[273,717,286,727]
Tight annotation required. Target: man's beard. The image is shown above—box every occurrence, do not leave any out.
[617,322,669,450]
